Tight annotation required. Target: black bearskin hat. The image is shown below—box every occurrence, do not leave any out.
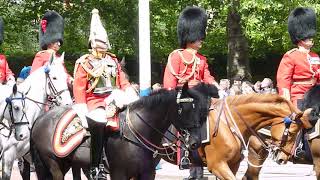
[288,7,317,44]
[39,11,64,50]
[0,17,4,45]
[177,6,207,48]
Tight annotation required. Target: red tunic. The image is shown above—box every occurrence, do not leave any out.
[30,50,59,73]
[277,48,320,106]
[30,50,72,82]
[0,54,14,84]
[73,54,130,111]
[163,49,215,89]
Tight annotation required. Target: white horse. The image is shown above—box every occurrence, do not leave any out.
[0,54,73,179]
[0,84,25,156]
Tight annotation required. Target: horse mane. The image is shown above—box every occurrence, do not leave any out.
[17,66,45,93]
[130,88,177,110]
[303,85,320,110]
[227,93,296,112]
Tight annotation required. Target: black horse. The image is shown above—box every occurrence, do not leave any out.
[30,83,218,180]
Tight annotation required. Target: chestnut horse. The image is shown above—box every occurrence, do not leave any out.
[243,85,320,180]
[196,93,315,180]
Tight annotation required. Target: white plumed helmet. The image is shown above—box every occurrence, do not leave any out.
[89,9,111,50]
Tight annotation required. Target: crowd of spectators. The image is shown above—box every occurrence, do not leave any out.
[218,77,277,99]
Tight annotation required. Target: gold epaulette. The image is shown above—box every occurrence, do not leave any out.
[106,52,117,58]
[73,54,90,78]
[75,54,90,65]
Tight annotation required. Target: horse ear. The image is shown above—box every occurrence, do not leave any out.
[120,56,126,68]
[58,52,65,64]
[49,52,54,65]
[12,84,17,95]
[181,82,189,94]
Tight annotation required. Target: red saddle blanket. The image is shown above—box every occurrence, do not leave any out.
[53,109,120,158]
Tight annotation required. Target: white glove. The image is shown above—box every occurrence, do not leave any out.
[104,89,126,109]
[124,86,139,104]
[104,87,139,109]
[72,103,89,128]
[281,88,290,101]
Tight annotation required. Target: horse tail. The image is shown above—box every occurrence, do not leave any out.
[30,138,52,179]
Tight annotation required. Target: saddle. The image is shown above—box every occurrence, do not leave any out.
[52,108,120,158]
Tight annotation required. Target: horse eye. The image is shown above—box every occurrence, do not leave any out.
[13,105,20,111]
[52,77,57,80]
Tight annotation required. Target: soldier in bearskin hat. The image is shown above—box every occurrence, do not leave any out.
[277,7,319,108]
[277,7,319,161]
[0,17,15,86]
[162,6,219,179]
[163,6,219,89]
[72,9,138,179]
[30,11,72,83]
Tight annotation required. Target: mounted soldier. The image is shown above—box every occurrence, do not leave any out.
[162,6,219,180]
[30,10,72,84]
[0,17,15,86]
[277,7,320,108]
[72,9,138,179]
[277,7,320,162]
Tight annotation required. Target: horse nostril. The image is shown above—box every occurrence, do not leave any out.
[276,158,284,165]
[191,143,198,150]
[19,134,23,138]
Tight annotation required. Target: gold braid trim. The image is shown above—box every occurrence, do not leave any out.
[167,49,198,83]
[74,54,105,93]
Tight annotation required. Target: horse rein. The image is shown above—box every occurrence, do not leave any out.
[125,90,196,159]
[223,96,301,163]
[0,70,69,140]
[126,107,178,159]
[44,69,69,107]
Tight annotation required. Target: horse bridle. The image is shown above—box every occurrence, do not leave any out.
[0,69,69,139]
[229,100,303,161]
[44,67,69,107]
[125,89,197,159]
[0,92,29,138]
[268,113,302,157]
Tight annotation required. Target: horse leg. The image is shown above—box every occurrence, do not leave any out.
[205,146,236,180]
[110,170,128,180]
[71,166,82,180]
[45,158,64,180]
[139,171,156,180]
[2,147,16,180]
[21,158,30,180]
[243,137,268,180]
[310,138,320,179]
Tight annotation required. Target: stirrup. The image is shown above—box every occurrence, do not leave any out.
[179,156,191,170]
[90,164,108,180]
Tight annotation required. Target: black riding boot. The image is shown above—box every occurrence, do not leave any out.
[88,118,107,180]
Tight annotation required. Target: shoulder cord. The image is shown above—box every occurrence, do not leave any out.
[74,54,106,93]
[167,49,198,82]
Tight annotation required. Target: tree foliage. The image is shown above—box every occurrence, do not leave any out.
[1,0,320,78]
